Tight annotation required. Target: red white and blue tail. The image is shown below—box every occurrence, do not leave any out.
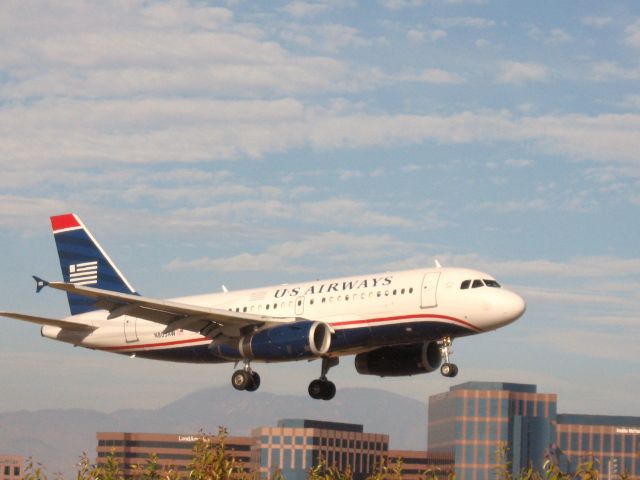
[50,213,137,315]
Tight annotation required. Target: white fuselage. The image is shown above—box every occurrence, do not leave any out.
[42,266,525,363]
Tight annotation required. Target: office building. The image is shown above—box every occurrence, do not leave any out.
[428,381,640,480]
[386,450,454,480]
[96,419,446,480]
[555,414,640,478]
[251,419,388,480]
[0,456,24,480]
[428,382,557,480]
[96,432,253,477]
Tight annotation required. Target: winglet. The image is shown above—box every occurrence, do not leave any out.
[434,259,442,268]
[33,276,49,293]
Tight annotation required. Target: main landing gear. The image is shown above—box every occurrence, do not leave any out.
[439,336,458,378]
[308,357,339,401]
[231,361,261,392]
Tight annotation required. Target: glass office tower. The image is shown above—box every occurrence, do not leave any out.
[428,382,557,480]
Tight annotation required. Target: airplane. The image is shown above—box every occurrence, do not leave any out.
[1,213,526,400]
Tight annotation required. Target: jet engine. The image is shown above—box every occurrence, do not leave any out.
[354,341,442,377]
[213,320,332,361]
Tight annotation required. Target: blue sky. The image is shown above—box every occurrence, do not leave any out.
[1,0,639,419]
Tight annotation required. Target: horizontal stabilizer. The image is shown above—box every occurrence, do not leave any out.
[0,312,97,332]
[33,275,49,293]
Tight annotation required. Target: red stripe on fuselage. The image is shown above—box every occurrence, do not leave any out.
[51,213,81,232]
[332,313,481,331]
[100,313,479,353]
[102,336,211,352]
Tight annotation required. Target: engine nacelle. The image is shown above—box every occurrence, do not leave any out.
[214,320,332,361]
[354,341,442,377]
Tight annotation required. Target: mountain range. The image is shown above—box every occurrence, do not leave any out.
[0,386,427,479]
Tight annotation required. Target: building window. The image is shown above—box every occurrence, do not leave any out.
[4,466,10,476]
[13,467,20,477]
[489,398,498,417]
[582,433,589,450]
[571,433,579,451]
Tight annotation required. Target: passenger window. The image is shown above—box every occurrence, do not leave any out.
[243,307,247,312]
[345,295,349,301]
[377,291,382,297]
[484,279,501,288]
[273,303,277,309]
[409,287,413,294]
[401,288,405,294]
[393,289,397,295]
[460,280,471,289]
[266,304,270,310]
[472,279,484,288]
[310,299,314,305]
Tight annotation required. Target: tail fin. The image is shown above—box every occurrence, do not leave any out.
[50,213,137,315]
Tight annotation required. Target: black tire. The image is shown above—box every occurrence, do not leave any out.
[308,379,324,399]
[441,363,452,377]
[322,381,336,401]
[231,370,251,391]
[449,364,459,378]
[246,372,261,392]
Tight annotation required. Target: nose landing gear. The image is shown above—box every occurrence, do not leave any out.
[308,357,338,400]
[439,336,458,378]
[231,361,261,392]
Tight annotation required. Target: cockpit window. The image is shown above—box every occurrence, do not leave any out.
[484,279,501,288]
[460,280,471,289]
[472,279,484,288]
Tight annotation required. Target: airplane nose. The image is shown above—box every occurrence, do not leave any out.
[501,290,526,324]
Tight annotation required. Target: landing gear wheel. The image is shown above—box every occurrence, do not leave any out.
[440,362,458,378]
[246,372,261,392]
[231,370,252,391]
[323,381,336,401]
[308,379,336,400]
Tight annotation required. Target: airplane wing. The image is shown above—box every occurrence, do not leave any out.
[39,280,295,338]
[0,312,97,332]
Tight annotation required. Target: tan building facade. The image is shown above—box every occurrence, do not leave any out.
[96,431,252,477]
[0,456,24,480]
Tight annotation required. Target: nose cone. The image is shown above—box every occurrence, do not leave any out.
[497,290,526,327]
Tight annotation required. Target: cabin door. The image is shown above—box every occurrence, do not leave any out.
[420,272,440,308]
[124,315,139,343]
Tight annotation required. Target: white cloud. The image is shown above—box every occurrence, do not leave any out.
[314,23,371,52]
[591,61,640,81]
[407,29,446,42]
[581,16,612,28]
[496,61,549,85]
[619,94,640,109]
[435,17,496,29]
[281,2,331,18]
[526,26,572,44]
[379,0,425,10]
[142,2,234,30]
[400,68,465,84]
[526,329,639,363]
[470,199,549,214]
[624,18,640,47]
[494,256,640,279]
[504,159,533,168]
[166,231,409,273]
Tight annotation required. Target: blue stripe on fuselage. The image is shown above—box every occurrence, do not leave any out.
[116,321,474,363]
